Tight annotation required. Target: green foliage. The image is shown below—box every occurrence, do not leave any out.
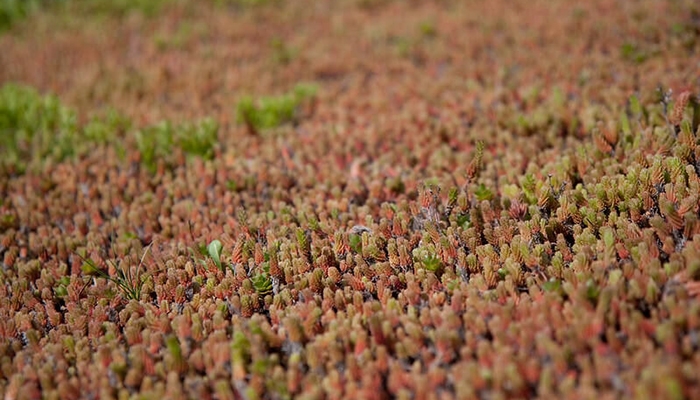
[67,0,174,18]
[165,335,184,365]
[0,83,78,171]
[413,246,443,274]
[236,83,318,134]
[0,0,44,32]
[177,118,218,158]
[619,109,631,136]
[620,42,652,64]
[629,94,644,119]
[422,253,442,274]
[231,330,251,364]
[207,239,224,272]
[0,213,17,230]
[0,84,136,173]
[270,37,296,65]
[394,37,412,58]
[0,84,85,173]
[418,20,437,38]
[1,0,180,32]
[349,233,362,254]
[585,279,600,305]
[135,122,174,172]
[307,215,320,232]
[295,228,309,253]
[83,108,132,143]
[136,118,218,173]
[80,244,151,301]
[447,187,459,206]
[474,184,494,202]
[521,173,537,204]
[251,271,273,295]
[456,213,470,228]
[542,278,563,294]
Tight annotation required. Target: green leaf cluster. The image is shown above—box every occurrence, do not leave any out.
[252,271,273,295]
[71,0,172,17]
[136,118,218,173]
[0,84,136,174]
[0,0,43,32]
[412,245,443,274]
[0,83,78,172]
[236,83,317,133]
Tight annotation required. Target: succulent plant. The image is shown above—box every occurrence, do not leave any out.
[2,0,700,398]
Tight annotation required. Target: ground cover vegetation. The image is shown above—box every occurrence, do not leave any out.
[1,0,700,398]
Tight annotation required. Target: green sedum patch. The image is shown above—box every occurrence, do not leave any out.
[0,83,79,172]
[1,0,177,33]
[236,83,317,134]
[1,83,221,175]
[135,117,219,173]
[68,0,174,18]
[0,0,38,31]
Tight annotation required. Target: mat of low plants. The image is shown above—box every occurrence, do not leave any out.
[1,0,700,399]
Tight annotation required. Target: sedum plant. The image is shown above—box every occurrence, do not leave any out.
[236,83,317,134]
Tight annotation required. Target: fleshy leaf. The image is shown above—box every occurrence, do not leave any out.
[208,239,223,271]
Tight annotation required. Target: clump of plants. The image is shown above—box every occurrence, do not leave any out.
[61,0,175,18]
[0,83,79,172]
[3,0,700,398]
[0,0,181,33]
[0,83,220,175]
[135,117,218,172]
[0,0,51,32]
[236,83,317,134]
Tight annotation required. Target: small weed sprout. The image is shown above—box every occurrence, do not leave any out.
[53,276,71,298]
[80,243,152,301]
